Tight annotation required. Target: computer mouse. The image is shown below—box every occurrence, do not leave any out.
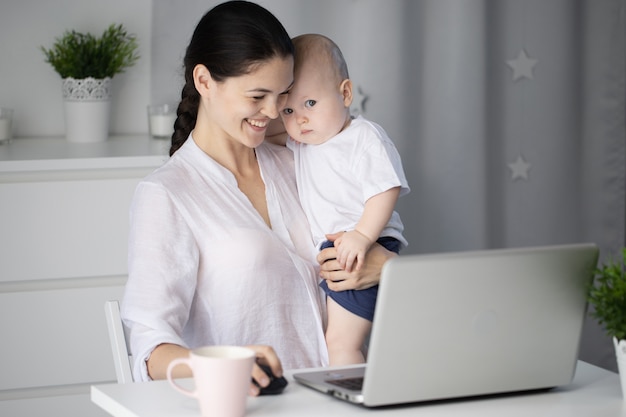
[255,364,288,395]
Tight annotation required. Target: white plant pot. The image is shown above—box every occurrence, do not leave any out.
[62,77,112,143]
[614,337,626,398]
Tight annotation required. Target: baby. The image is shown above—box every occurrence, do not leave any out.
[281,34,410,365]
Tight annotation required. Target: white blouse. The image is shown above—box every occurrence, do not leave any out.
[122,136,329,381]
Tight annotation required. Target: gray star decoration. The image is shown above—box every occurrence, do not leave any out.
[506,49,538,81]
[351,85,369,115]
[506,48,536,182]
[508,154,531,181]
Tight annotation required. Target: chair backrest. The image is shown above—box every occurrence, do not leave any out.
[104,300,133,383]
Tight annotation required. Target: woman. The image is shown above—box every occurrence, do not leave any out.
[121,1,393,394]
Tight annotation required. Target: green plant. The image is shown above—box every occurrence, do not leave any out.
[41,23,139,79]
[588,248,626,341]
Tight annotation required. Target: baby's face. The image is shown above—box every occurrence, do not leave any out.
[280,63,350,145]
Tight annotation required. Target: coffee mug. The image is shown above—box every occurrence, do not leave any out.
[166,346,256,417]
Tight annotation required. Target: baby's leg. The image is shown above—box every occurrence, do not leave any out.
[325,297,372,366]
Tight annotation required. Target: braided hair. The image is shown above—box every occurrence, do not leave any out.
[170,1,295,156]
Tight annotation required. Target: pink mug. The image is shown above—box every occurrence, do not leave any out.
[166,346,255,417]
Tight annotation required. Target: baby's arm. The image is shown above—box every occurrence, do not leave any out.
[335,186,401,272]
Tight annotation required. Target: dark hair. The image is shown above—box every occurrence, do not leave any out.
[170,1,294,156]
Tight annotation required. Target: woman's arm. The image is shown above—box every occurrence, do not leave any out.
[147,343,191,380]
[318,232,397,291]
[147,343,284,396]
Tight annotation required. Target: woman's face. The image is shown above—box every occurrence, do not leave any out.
[205,56,294,149]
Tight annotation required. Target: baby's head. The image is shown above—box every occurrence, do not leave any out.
[281,34,353,145]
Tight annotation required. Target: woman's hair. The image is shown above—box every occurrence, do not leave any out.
[170,1,294,156]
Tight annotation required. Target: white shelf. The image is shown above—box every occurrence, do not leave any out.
[0,135,169,173]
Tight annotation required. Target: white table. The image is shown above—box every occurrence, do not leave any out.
[91,361,625,416]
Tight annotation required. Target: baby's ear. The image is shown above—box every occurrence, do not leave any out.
[340,79,353,107]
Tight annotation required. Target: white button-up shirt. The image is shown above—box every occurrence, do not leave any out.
[122,136,328,381]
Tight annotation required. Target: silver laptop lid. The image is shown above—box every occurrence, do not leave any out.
[362,243,598,406]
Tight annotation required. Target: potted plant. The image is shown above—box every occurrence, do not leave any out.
[587,247,626,397]
[41,24,139,143]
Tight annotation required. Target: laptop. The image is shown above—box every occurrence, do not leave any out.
[293,243,599,407]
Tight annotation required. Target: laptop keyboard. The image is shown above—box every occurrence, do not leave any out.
[325,377,364,391]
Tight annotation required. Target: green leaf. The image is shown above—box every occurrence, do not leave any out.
[587,248,626,341]
[41,23,139,79]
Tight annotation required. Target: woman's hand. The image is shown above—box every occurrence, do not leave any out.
[317,232,397,291]
[149,343,283,397]
[247,345,284,396]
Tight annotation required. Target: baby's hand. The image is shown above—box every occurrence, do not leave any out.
[334,230,373,272]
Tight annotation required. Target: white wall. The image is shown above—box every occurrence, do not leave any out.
[0,0,152,137]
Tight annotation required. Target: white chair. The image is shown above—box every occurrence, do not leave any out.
[104,300,134,383]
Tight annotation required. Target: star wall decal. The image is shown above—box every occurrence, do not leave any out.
[351,85,369,115]
[506,49,538,81]
[508,154,531,181]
